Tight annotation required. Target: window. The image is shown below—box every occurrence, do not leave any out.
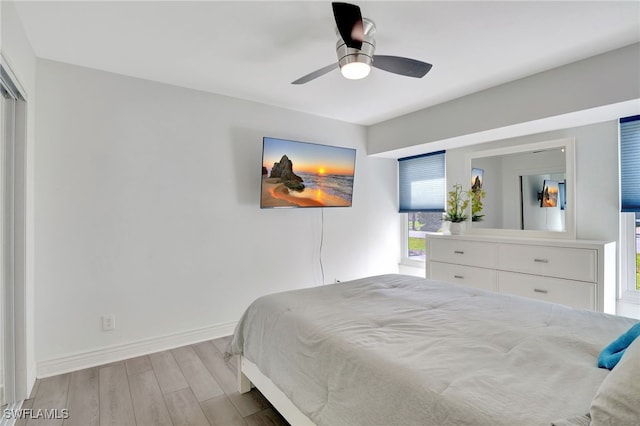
[405,212,443,261]
[620,115,640,300]
[621,212,640,298]
[398,151,445,263]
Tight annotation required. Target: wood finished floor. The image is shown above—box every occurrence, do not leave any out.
[17,336,289,426]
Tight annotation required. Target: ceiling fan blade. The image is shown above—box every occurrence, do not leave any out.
[332,2,364,49]
[372,55,433,78]
[291,63,339,85]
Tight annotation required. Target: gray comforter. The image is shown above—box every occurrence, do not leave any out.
[227,274,638,426]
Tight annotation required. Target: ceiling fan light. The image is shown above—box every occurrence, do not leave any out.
[340,62,371,80]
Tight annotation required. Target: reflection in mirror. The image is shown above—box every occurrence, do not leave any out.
[521,173,565,231]
[466,138,575,238]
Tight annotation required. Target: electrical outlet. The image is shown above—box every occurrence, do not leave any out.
[102,314,115,331]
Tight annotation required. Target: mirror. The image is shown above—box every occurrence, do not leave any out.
[465,137,576,239]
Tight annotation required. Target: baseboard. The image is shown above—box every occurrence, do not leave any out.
[36,321,237,378]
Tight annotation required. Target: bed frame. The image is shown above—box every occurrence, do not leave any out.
[238,355,315,425]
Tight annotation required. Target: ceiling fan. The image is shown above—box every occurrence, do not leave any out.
[292,2,433,84]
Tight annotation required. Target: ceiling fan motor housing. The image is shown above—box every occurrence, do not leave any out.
[335,18,376,70]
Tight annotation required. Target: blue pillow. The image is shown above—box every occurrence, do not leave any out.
[598,322,640,370]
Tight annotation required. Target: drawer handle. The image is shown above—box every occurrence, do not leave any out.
[533,289,549,294]
[533,258,549,263]
[454,250,465,255]
[453,275,464,279]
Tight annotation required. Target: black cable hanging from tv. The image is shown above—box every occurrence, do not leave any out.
[319,208,325,285]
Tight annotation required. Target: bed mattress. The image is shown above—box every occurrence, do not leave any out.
[227,274,637,426]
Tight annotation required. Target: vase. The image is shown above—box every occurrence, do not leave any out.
[441,221,451,235]
[449,222,466,235]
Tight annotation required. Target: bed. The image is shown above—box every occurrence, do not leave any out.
[226,274,639,426]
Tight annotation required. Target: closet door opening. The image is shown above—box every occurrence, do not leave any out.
[1,60,27,408]
[1,71,18,408]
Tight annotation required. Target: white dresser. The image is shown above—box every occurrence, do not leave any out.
[425,234,616,313]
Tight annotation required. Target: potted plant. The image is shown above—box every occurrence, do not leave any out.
[468,187,486,222]
[443,183,469,235]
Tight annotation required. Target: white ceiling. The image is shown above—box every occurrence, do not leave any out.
[13,1,640,126]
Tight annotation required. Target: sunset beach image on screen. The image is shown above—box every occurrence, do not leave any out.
[261,137,356,208]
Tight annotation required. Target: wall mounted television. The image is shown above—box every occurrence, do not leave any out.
[540,179,559,208]
[261,137,356,208]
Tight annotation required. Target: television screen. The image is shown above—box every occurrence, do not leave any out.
[540,179,559,208]
[261,137,356,208]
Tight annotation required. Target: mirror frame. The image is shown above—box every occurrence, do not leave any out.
[464,137,576,239]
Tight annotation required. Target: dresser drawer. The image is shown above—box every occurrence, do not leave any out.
[497,271,595,310]
[430,262,496,292]
[429,239,495,268]
[497,244,596,282]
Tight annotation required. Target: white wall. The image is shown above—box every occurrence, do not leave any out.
[1,0,37,398]
[34,60,399,371]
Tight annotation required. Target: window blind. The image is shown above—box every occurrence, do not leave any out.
[398,151,445,213]
[620,115,640,213]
